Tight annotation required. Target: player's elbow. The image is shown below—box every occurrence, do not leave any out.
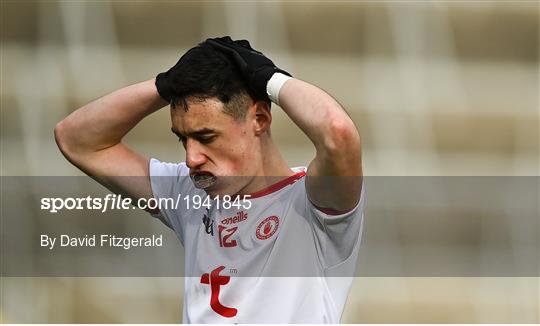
[54,119,80,160]
[323,116,361,155]
[54,120,68,154]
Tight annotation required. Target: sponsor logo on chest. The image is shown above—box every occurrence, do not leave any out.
[220,211,248,225]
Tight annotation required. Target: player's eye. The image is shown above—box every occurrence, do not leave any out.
[198,135,216,144]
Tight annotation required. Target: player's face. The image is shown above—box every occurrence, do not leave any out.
[170,98,261,196]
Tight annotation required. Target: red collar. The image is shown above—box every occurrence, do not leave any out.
[247,171,306,199]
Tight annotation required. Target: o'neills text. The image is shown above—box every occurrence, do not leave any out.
[40,234,163,250]
[221,211,248,225]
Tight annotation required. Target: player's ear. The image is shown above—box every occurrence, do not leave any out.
[252,101,271,135]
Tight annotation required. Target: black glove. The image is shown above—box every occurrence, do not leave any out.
[155,48,197,103]
[204,36,291,102]
[155,71,173,103]
[155,66,174,103]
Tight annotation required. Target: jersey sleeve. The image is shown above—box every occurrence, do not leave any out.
[306,181,366,268]
[148,158,194,244]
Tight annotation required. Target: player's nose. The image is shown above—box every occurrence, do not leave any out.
[185,139,208,169]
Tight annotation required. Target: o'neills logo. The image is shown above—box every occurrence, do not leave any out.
[221,211,248,225]
[256,216,280,240]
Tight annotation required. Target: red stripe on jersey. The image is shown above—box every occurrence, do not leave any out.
[247,171,306,199]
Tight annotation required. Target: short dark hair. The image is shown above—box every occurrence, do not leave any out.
[167,43,261,120]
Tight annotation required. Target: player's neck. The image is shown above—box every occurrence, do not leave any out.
[259,139,294,177]
[234,140,295,196]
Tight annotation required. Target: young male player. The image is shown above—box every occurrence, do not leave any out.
[55,36,365,323]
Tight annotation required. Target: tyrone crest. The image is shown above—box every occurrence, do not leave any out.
[255,216,280,240]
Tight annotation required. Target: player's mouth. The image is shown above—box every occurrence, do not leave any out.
[190,172,217,189]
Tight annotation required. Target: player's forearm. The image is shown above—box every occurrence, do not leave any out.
[55,79,167,156]
[278,78,361,157]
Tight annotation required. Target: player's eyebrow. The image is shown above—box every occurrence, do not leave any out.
[171,127,216,137]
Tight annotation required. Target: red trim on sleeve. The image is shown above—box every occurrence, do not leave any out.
[247,171,306,199]
[311,202,357,216]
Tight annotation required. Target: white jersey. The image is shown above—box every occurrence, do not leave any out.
[149,158,365,323]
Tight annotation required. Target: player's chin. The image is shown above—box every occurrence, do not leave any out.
[202,180,240,198]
